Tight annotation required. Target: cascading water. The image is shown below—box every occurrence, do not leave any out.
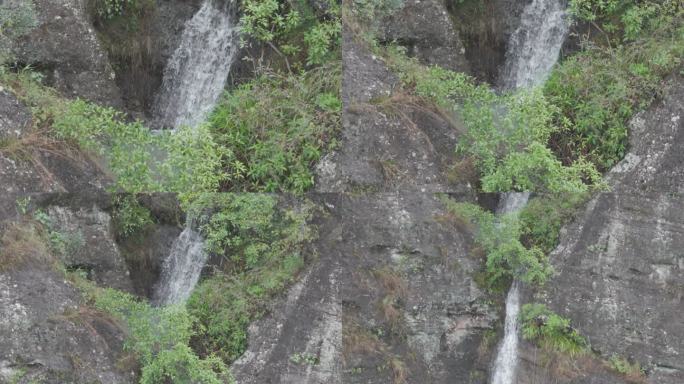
[153,0,239,129]
[500,0,569,89]
[490,192,530,384]
[153,226,208,306]
[490,1,568,381]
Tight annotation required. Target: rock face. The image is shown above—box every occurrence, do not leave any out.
[46,205,135,293]
[232,193,497,383]
[0,91,110,221]
[0,88,31,140]
[316,30,476,195]
[378,0,470,73]
[0,265,132,384]
[523,78,684,383]
[14,0,122,107]
[446,0,529,84]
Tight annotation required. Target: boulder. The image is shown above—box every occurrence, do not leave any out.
[378,0,470,73]
[13,0,122,107]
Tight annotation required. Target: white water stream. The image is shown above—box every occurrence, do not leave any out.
[153,0,239,129]
[500,0,569,90]
[153,226,208,305]
[490,0,569,381]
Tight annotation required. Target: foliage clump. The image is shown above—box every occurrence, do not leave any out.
[111,195,154,239]
[384,47,601,194]
[520,303,588,356]
[240,0,341,67]
[441,198,552,291]
[546,0,683,170]
[185,194,316,363]
[92,288,231,383]
[208,64,341,192]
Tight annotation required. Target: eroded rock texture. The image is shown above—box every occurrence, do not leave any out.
[520,78,684,384]
[0,265,132,383]
[14,0,122,106]
[232,193,497,384]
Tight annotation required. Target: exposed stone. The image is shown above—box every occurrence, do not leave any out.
[0,89,31,140]
[46,205,135,293]
[232,193,497,383]
[316,29,476,195]
[526,78,684,384]
[378,0,470,73]
[13,0,122,107]
[0,266,132,383]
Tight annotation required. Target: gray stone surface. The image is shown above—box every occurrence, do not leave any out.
[14,0,122,107]
[316,29,475,195]
[379,0,470,73]
[232,193,498,383]
[46,205,134,293]
[0,266,133,383]
[528,78,684,384]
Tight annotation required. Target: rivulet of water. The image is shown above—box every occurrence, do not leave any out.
[153,226,208,305]
[153,0,239,129]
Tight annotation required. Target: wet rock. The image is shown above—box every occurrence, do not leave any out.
[446,0,529,84]
[0,266,132,383]
[46,205,135,293]
[531,78,684,383]
[13,0,122,107]
[378,0,469,73]
[232,193,497,383]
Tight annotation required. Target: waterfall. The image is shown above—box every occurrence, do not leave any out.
[153,226,209,306]
[500,0,569,89]
[153,0,239,129]
[490,192,530,384]
[489,1,568,381]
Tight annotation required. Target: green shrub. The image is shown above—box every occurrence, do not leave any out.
[89,0,154,22]
[186,194,316,363]
[520,303,588,356]
[441,198,553,291]
[93,288,231,383]
[111,195,153,239]
[240,0,340,69]
[519,192,589,254]
[546,0,683,170]
[608,354,645,377]
[207,64,341,192]
[384,47,601,194]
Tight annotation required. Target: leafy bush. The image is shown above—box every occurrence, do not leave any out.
[441,198,553,291]
[89,0,154,22]
[384,47,601,194]
[546,0,683,170]
[207,63,341,192]
[185,194,316,363]
[93,288,231,383]
[240,0,340,68]
[520,303,588,356]
[0,0,37,63]
[608,354,645,377]
[518,192,589,254]
[111,195,153,239]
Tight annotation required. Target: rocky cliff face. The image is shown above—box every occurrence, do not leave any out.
[519,77,684,384]
[232,193,497,384]
[14,0,122,107]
